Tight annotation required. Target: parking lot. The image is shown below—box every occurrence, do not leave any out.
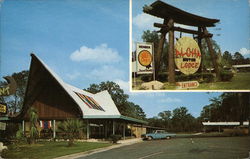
[77,137,250,159]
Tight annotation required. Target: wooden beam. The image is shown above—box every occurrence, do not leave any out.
[203,27,221,81]
[168,19,175,83]
[155,19,168,79]
[154,23,213,37]
[198,27,203,73]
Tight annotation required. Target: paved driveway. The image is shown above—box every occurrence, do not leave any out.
[76,137,250,159]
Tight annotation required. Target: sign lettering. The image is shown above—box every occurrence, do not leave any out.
[175,37,201,75]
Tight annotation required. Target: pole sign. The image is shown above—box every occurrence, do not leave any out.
[176,81,199,89]
[0,103,7,114]
[136,42,154,74]
[175,37,201,75]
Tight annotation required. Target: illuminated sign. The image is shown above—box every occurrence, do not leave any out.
[0,103,7,114]
[175,37,201,75]
[136,42,154,74]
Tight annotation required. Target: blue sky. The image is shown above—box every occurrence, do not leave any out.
[0,0,246,118]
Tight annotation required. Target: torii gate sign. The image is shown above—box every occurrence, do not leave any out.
[143,1,221,83]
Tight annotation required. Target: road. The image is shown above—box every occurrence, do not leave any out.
[76,137,250,159]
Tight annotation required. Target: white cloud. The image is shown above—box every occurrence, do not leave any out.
[86,65,124,81]
[158,97,182,103]
[114,79,129,93]
[239,48,250,56]
[133,13,162,30]
[70,43,121,63]
[66,71,81,80]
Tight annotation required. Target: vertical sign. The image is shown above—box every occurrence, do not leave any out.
[136,42,154,74]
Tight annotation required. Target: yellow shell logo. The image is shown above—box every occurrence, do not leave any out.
[175,37,201,75]
[138,50,152,67]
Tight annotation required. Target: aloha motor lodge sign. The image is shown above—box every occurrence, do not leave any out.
[175,37,201,75]
[136,42,154,74]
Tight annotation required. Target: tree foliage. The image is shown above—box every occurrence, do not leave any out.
[148,107,201,132]
[200,92,250,123]
[28,107,39,144]
[85,81,146,120]
[141,30,168,71]
[0,70,29,113]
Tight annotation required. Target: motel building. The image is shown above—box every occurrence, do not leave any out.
[1,54,148,140]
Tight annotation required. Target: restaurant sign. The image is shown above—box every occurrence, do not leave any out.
[175,37,201,75]
[0,103,7,114]
[136,42,154,74]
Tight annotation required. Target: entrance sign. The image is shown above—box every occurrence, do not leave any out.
[136,43,154,74]
[176,81,199,89]
[0,103,7,114]
[175,37,201,75]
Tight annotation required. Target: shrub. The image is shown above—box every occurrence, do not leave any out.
[220,71,234,81]
[140,75,152,82]
[109,134,121,144]
[175,73,214,83]
[58,119,85,146]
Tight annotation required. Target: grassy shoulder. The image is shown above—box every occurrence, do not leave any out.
[1,141,112,159]
[133,72,250,90]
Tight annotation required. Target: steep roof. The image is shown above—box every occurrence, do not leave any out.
[19,54,146,124]
[143,0,219,27]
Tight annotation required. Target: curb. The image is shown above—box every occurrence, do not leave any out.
[54,139,143,159]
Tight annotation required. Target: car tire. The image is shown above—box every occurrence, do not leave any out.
[166,136,171,140]
[148,136,153,140]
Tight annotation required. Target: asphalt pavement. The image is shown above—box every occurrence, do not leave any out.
[75,137,250,159]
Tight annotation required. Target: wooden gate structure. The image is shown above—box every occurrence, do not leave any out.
[143,1,221,83]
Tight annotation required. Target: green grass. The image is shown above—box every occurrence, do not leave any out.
[156,137,250,159]
[133,72,250,90]
[1,141,112,159]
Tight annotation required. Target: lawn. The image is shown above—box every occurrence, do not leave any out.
[133,72,250,90]
[1,141,112,159]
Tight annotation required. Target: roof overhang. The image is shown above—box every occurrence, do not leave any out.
[143,1,219,27]
[83,115,148,124]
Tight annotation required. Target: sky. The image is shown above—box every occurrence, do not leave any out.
[0,0,247,118]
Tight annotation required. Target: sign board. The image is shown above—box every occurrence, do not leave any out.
[0,103,7,114]
[176,81,199,89]
[136,42,154,74]
[0,76,17,96]
[0,122,6,130]
[175,37,201,75]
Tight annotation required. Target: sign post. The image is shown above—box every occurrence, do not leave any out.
[136,42,154,77]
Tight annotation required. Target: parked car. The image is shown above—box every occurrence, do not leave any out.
[141,130,176,140]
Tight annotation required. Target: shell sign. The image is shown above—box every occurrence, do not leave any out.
[175,37,201,75]
[136,42,153,74]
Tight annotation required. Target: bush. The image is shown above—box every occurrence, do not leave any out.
[109,134,121,144]
[220,71,234,81]
[175,73,214,83]
[140,75,152,82]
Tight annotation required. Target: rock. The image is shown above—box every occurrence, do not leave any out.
[0,142,7,152]
[141,81,164,90]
